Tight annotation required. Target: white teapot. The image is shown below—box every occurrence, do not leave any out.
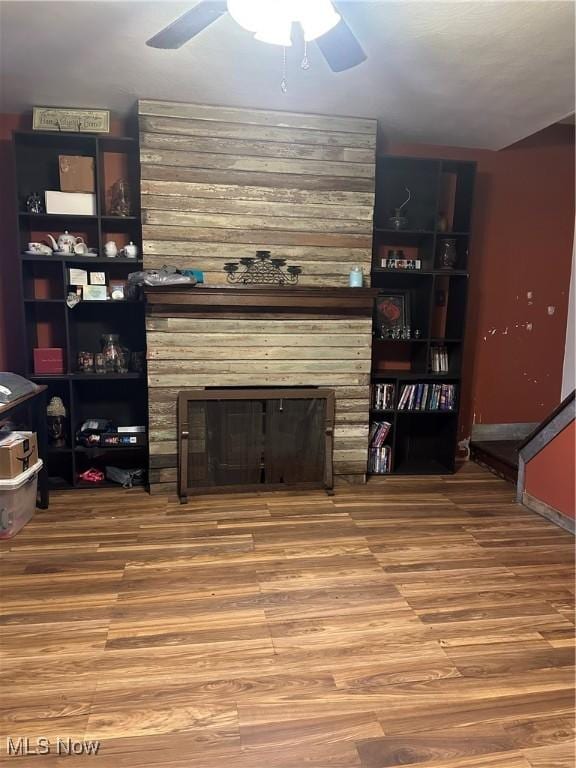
[121,241,138,259]
[46,231,85,254]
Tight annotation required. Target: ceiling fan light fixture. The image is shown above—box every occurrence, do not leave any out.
[255,26,293,47]
[227,0,340,44]
[300,0,340,42]
[227,0,269,33]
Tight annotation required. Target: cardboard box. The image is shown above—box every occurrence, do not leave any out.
[59,155,95,193]
[0,432,39,479]
[45,191,96,216]
[33,347,64,374]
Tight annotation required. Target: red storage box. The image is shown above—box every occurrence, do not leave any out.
[33,347,64,375]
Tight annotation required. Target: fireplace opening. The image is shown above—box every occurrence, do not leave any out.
[177,388,334,501]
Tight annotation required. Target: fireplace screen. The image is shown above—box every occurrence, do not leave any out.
[177,389,334,500]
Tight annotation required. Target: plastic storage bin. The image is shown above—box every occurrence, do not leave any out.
[0,459,43,539]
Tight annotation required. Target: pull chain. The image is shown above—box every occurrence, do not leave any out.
[301,39,310,70]
[281,46,288,93]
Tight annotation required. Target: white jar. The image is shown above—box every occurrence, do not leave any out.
[349,265,363,287]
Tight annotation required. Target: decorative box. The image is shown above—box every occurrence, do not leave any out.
[33,347,64,375]
[45,190,96,216]
[59,155,95,193]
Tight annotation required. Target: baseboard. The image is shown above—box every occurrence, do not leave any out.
[472,422,539,441]
[522,491,575,534]
[336,474,367,485]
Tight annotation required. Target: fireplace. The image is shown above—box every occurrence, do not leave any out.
[178,388,334,501]
[145,286,377,495]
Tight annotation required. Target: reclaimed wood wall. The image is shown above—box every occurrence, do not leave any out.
[138,101,377,494]
[138,100,377,285]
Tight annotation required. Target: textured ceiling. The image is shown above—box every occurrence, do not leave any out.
[0,1,574,149]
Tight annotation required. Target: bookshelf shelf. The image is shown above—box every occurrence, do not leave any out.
[19,212,98,221]
[369,155,476,476]
[21,253,143,264]
[374,228,435,235]
[75,445,146,453]
[372,268,469,277]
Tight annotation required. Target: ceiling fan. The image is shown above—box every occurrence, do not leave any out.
[146,0,367,73]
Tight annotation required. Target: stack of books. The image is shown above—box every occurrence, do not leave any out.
[369,444,392,473]
[430,345,449,374]
[372,383,395,410]
[369,421,392,474]
[398,383,456,411]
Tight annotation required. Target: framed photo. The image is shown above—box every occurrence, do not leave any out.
[33,107,110,134]
[82,285,107,301]
[375,292,410,334]
[89,272,106,286]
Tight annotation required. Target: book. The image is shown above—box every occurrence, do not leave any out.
[372,383,395,410]
[369,444,392,473]
[370,421,392,448]
[398,383,456,411]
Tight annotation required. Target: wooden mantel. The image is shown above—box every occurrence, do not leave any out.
[145,286,378,316]
[145,285,377,495]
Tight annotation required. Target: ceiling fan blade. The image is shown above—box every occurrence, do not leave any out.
[315,9,367,72]
[146,1,227,49]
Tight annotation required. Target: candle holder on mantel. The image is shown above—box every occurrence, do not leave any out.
[224,250,302,286]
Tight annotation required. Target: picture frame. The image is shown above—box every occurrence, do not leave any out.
[82,285,108,301]
[89,272,106,286]
[375,291,410,334]
[33,107,110,134]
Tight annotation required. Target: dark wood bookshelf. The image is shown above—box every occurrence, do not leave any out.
[369,155,476,476]
[14,129,148,490]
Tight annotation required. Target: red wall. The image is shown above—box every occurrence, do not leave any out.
[386,125,575,436]
[0,113,27,372]
[525,420,576,519]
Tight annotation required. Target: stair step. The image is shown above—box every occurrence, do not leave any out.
[470,440,520,484]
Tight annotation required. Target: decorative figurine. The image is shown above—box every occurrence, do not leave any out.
[108,179,131,217]
[389,187,411,230]
[46,396,67,447]
[438,238,458,270]
[25,192,44,214]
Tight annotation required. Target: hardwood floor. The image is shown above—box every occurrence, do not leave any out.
[0,462,574,767]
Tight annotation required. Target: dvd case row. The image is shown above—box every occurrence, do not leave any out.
[398,383,456,411]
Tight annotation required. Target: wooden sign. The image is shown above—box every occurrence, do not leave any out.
[33,107,110,134]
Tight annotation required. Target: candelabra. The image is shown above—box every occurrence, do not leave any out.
[224,250,302,285]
